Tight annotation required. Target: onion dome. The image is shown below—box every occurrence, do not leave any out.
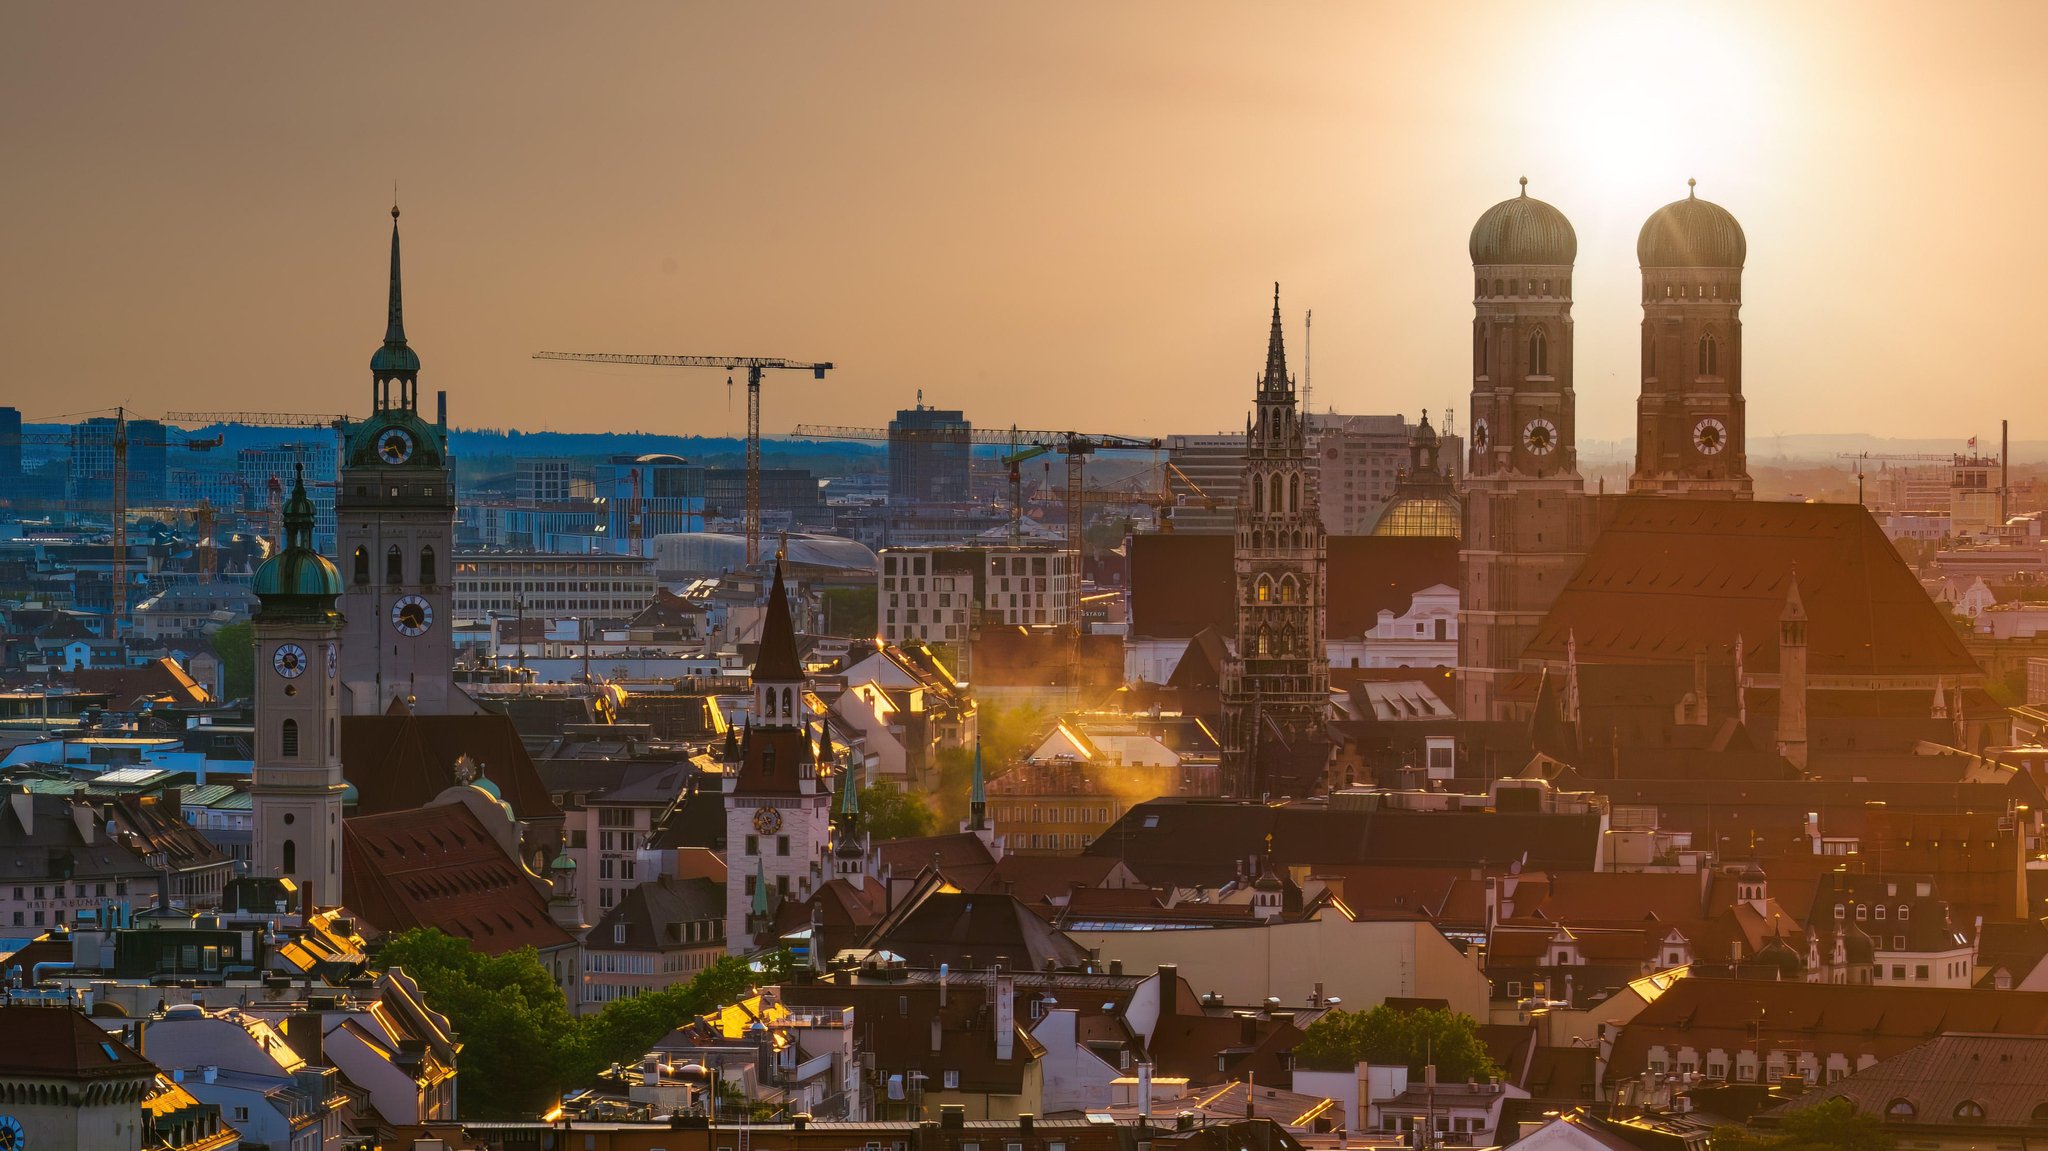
[1840,922,1876,965]
[253,466,343,611]
[1638,180,1746,268]
[1470,178,1577,266]
[1755,932,1803,978]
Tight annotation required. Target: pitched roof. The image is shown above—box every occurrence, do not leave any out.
[591,875,725,950]
[342,801,574,954]
[1767,1033,2048,1129]
[341,712,560,821]
[864,887,1090,971]
[71,657,213,707]
[1128,534,1461,640]
[0,1004,156,1080]
[753,562,804,681]
[1526,498,1979,677]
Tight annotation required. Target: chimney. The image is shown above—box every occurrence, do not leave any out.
[1157,964,1178,1020]
[1139,1062,1153,1119]
[1019,1114,1035,1137]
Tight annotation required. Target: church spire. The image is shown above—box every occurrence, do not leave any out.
[370,203,423,404]
[1261,282,1289,396]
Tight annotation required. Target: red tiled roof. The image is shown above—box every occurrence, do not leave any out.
[0,1004,156,1080]
[1527,498,1979,677]
[342,802,574,954]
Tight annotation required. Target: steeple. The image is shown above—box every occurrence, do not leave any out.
[1261,283,1290,396]
[753,562,805,727]
[371,203,423,408]
[968,737,987,831]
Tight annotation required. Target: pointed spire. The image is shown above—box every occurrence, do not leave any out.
[282,462,317,552]
[968,737,987,831]
[1261,283,1290,395]
[370,203,422,383]
[838,760,861,817]
[754,561,803,685]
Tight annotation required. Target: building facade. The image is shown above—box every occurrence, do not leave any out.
[336,207,457,716]
[1219,287,1329,796]
[1630,181,1752,499]
[888,402,972,504]
[453,552,656,621]
[1459,180,1589,721]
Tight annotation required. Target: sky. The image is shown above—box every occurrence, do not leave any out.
[3,2,2044,449]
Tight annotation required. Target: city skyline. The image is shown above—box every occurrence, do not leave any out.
[4,2,2042,443]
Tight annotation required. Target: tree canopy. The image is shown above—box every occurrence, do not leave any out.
[858,783,939,840]
[213,621,253,701]
[1711,1100,1896,1151]
[1294,1005,1498,1081]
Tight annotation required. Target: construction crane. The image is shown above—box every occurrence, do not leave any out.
[1138,459,1222,532]
[535,353,833,565]
[18,408,225,637]
[793,422,1161,624]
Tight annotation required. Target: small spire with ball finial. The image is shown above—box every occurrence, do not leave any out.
[1687,177,1696,198]
[1519,176,1528,196]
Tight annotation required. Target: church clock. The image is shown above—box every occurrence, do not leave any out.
[753,806,784,834]
[272,643,307,679]
[391,595,433,636]
[0,1114,26,1151]
[1692,417,1728,455]
[376,426,416,464]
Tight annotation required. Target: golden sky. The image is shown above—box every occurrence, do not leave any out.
[3,2,2042,447]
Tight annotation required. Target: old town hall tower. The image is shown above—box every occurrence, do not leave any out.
[1459,180,1589,721]
[1220,287,1329,796]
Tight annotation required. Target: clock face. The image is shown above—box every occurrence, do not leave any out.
[1693,417,1729,455]
[377,427,415,465]
[1523,417,1558,456]
[0,1115,25,1151]
[327,642,338,678]
[391,595,433,637]
[1471,419,1489,451]
[753,806,784,835]
[273,643,307,679]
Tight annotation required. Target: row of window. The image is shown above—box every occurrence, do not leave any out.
[994,805,1114,824]
[352,544,435,586]
[1477,277,1572,298]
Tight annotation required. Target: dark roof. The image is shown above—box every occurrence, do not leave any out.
[1638,186,1746,268]
[1767,1034,2048,1130]
[1128,534,1460,641]
[342,712,561,822]
[0,1004,156,1080]
[1169,628,1230,690]
[864,887,1090,971]
[876,832,1000,890]
[753,563,804,681]
[590,875,724,950]
[1527,499,1979,678]
[342,800,575,954]
[1471,182,1578,265]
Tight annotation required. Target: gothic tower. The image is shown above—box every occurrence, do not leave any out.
[337,205,458,715]
[1631,181,1752,498]
[1459,180,1589,721]
[1220,286,1329,797]
[251,467,348,905]
[723,564,833,952]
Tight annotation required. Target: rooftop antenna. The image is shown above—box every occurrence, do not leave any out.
[1302,309,1313,424]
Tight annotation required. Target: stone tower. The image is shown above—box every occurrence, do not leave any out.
[1631,180,1752,498]
[723,564,833,952]
[1460,180,1589,721]
[251,467,348,905]
[1220,286,1329,797]
[337,205,457,715]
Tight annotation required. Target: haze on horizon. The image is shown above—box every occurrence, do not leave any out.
[3,2,2041,447]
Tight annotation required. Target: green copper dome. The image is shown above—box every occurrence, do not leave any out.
[1471,179,1577,266]
[1639,182,1746,268]
[254,467,343,609]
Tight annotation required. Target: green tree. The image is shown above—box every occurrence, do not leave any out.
[820,587,877,639]
[1772,1099,1896,1151]
[377,929,576,1119]
[213,621,254,701]
[560,951,795,1088]
[860,784,939,840]
[1294,1005,1497,1081]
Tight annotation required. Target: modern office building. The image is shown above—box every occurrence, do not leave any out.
[887,401,972,504]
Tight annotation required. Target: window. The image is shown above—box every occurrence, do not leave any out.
[386,544,404,584]
[1529,329,1549,376]
[1916,965,1930,981]
[353,546,369,584]
[281,840,296,874]
[1954,1101,1985,1121]
[1698,333,1719,376]
[419,545,436,585]
[944,1070,960,1089]
[281,719,299,758]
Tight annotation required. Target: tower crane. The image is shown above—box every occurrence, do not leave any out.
[793,423,1161,624]
[17,408,225,637]
[534,353,833,565]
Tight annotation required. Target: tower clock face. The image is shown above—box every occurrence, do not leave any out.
[754,806,784,835]
[273,643,307,679]
[391,595,433,636]
[1522,417,1558,456]
[1693,417,1729,455]
[376,427,416,464]
[1471,419,1489,451]
[0,1115,25,1151]
[327,642,338,678]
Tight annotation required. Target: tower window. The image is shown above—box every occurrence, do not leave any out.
[281,839,296,875]
[352,547,369,585]
[281,719,299,758]
[1269,473,1283,515]
[1529,329,1549,377]
[386,545,403,585]
[419,545,436,586]
[1493,279,1504,296]
[1698,333,1719,376]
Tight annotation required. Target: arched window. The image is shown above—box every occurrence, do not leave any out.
[352,546,369,585]
[1529,330,1549,376]
[386,544,403,585]
[782,687,793,716]
[1477,327,1490,377]
[1883,1099,1916,1118]
[281,719,299,758]
[1493,279,1503,296]
[1269,474,1283,515]
[1698,333,1719,376]
[1955,1101,1985,1122]
[281,840,296,875]
[419,545,436,586]
[1252,473,1265,514]
[1288,475,1300,514]
[1279,576,1296,604]
[1255,575,1272,604]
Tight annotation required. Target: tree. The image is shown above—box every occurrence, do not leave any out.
[859,784,939,840]
[1771,1100,1896,1151]
[377,929,576,1119]
[213,621,254,701]
[1294,1005,1497,1081]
